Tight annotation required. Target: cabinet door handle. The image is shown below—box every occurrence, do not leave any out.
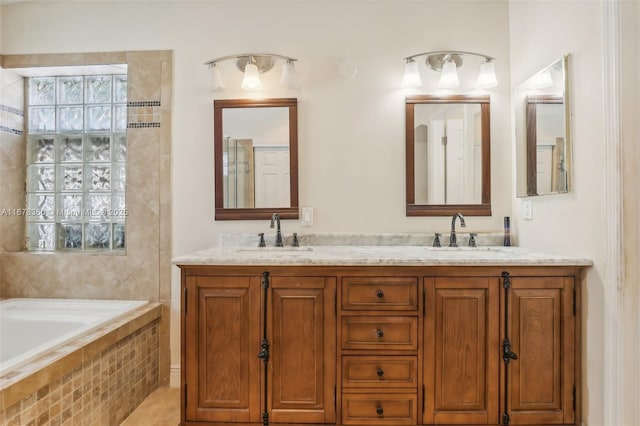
[376,289,384,298]
[376,328,384,338]
[376,368,384,377]
[376,405,384,416]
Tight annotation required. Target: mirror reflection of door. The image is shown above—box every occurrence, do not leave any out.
[414,103,482,205]
[254,147,290,207]
[222,106,290,208]
[222,138,254,208]
[525,97,566,195]
[535,103,566,193]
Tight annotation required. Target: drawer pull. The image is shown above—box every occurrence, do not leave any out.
[375,289,384,298]
[376,368,384,377]
[376,328,384,338]
[376,405,384,416]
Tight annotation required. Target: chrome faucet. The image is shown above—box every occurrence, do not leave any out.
[449,213,466,247]
[269,213,284,247]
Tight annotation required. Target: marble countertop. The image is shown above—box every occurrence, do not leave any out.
[172,245,593,267]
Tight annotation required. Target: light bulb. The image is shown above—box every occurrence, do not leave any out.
[279,60,299,89]
[476,61,498,89]
[241,63,262,90]
[402,59,422,88]
[210,64,225,91]
[438,60,460,89]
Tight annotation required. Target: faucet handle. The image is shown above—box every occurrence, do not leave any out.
[433,233,442,247]
[468,233,477,248]
[292,233,299,247]
[258,233,266,247]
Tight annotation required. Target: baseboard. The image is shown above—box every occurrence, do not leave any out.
[169,364,181,387]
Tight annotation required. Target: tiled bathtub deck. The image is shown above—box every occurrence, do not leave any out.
[0,303,162,425]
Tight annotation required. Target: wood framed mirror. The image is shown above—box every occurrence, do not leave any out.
[214,98,298,220]
[406,95,491,216]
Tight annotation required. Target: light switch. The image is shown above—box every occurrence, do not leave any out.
[301,207,314,227]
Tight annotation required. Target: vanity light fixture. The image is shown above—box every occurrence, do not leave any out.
[205,53,299,91]
[402,50,498,89]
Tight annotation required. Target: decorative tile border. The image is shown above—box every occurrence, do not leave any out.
[127,100,161,128]
[0,104,24,136]
[127,101,160,107]
[0,105,23,116]
[128,122,161,129]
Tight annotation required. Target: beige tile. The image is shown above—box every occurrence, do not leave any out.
[126,52,168,102]
[115,257,159,301]
[126,128,161,215]
[1,52,128,69]
[0,135,26,253]
[119,386,179,426]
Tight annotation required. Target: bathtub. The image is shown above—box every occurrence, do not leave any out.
[0,297,161,425]
[0,298,147,375]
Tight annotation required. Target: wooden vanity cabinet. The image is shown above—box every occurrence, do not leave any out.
[423,276,500,425]
[339,276,421,426]
[506,276,576,425]
[180,265,582,426]
[269,275,337,424]
[182,268,336,425]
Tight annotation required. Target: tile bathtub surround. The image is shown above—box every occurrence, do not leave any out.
[0,303,162,425]
[0,50,173,385]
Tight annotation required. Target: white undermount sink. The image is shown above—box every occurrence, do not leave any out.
[424,246,510,252]
[235,247,314,256]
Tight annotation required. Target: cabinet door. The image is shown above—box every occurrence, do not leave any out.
[508,277,575,425]
[269,276,337,423]
[424,277,499,425]
[184,275,261,423]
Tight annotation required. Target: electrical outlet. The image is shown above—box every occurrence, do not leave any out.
[301,207,314,227]
[522,199,533,220]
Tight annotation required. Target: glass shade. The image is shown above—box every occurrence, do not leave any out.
[438,60,460,89]
[211,64,225,91]
[241,63,262,90]
[402,60,422,88]
[476,61,498,89]
[279,61,299,89]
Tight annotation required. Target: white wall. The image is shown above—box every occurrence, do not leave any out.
[620,2,640,425]
[509,2,608,425]
[0,0,510,251]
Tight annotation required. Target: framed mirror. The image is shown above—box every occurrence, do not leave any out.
[406,95,491,216]
[514,55,571,197]
[214,98,298,220]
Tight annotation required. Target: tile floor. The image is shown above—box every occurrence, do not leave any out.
[120,386,180,426]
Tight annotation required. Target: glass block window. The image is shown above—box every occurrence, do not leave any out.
[26,75,127,251]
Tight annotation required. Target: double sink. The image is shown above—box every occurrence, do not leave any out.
[235,245,512,257]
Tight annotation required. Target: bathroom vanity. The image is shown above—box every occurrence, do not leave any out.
[175,245,591,426]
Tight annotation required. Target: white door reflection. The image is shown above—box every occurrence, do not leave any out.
[414,103,482,205]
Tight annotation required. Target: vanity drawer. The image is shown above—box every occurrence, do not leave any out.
[342,277,418,311]
[342,393,418,425]
[341,317,418,350]
[342,356,417,388]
